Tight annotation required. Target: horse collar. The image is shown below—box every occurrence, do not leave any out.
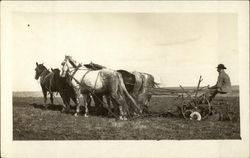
[82,70,92,80]
[40,68,49,77]
[69,64,82,80]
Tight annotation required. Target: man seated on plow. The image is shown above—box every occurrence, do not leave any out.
[189,64,232,120]
[205,64,232,102]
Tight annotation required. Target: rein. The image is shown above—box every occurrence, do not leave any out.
[65,59,102,96]
[68,65,82,81]
[39,68,50,78]
[39,68,50,84]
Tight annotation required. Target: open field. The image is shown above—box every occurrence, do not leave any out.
[13,90,240,140]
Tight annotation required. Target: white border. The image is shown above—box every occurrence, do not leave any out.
[1,1,249,158]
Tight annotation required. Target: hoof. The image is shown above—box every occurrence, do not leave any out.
[133,112,140,117]
[62,107,70,113]
[61,108,66,113]
[84,114,89,118]
[119,116,127,121]
[74,113,79,117]
[43,105,48,109]
[119,116,123,120]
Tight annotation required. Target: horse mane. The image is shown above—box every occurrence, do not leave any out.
[84,62,106,70]
[51,68,60,73]
[40,64,48,71]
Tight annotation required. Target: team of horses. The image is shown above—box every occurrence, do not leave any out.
[35,55,158,120]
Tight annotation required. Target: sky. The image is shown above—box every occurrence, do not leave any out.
[11,13,238,91]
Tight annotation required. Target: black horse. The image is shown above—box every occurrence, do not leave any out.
[51,68,78,110]
[35,62,76,112]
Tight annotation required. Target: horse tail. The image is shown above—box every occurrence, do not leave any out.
[153,81,160,88]
[117,73,141,113]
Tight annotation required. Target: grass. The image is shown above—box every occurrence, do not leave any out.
[13,96,240,140]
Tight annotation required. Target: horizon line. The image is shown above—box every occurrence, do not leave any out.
[12,85,240,92]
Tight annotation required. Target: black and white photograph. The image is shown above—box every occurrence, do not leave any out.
[1,1,249,158]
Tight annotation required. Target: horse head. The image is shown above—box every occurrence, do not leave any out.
[35,62,47,80]
[60,55,82,77]
[60,56,70,77]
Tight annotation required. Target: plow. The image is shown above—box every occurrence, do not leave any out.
[148,76,237,121]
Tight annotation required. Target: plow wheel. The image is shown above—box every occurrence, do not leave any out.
[181,97,212,120]
[181,104,201,121]
[181,103,196,120]
[190,111,202,121]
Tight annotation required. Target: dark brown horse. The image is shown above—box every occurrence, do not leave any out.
[51,68,78,111]
[35,62,76,111]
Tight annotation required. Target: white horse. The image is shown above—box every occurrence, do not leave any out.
[60,55,140,120]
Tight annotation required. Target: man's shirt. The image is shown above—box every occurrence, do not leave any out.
[215,70,232,93]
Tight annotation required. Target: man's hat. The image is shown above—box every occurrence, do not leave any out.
[216,64,227,69]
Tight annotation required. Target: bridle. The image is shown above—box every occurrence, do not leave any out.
[62,57,88,81]
[36,66,49,79]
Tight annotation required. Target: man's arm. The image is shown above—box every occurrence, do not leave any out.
[209,75,223,89]
[209,85,217,89]
[209,76,219,89]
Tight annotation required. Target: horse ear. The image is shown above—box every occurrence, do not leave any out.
[36,62,38,66]
[51,68,54,71]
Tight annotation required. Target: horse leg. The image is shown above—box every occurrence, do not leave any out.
[92,94,99,115]
[70,90,78,109]
[143,95,152,114]
[94,93,105,116]
[87,94,92,116]
[74,88,82,117]
[109,97,119,117]
[60,92,66,112]
[60,92,70,113]
[42,87,48,109]
[50,92,54,105]
[105,95,115,117]
[111,92,127,120]
[82,94,90,117]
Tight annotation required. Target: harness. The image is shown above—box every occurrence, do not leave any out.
[64,58,101,93]
[39,69,50,84]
